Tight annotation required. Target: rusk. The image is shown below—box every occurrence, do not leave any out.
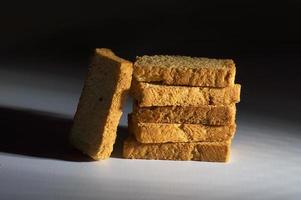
[70,48,133,160]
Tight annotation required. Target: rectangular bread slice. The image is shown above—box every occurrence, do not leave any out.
[131,81,241,107]
[70,48,133,160]
[123,137,231,162]
[129,114,236,143]
[134,55,236,87]
[133,103,236,125]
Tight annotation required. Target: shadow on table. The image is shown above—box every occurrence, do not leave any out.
[0,107,128,161]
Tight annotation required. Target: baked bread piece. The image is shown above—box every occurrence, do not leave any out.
[70,48,133,160]
[131,81,241,107]
[133,103,236,125]
[134,55,235,87]
[123,137,231,162]
[129,114,236,143]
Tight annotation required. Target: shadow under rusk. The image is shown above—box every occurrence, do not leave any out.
[111,126,129,159]
[0,107,93,162]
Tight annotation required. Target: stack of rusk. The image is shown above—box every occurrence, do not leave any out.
[123,55,241,162]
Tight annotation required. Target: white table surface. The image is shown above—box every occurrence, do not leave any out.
[0,63,300,200]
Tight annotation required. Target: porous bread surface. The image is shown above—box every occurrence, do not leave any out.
[123,137,231,162]
[129,114,236,143]
[131,81,241,107]
[70,48,133,160]
[134,55,236,87]
[133,103,236,125]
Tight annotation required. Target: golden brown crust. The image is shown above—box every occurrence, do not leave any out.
[134,55,236,87]
[129,114,236,143]
[133,103,236,125]
[131,81,241,107]
[70,48,133,160]
[123,137,231,162]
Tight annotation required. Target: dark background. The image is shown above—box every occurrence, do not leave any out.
[0,0,301,157]
[1,1,301,56]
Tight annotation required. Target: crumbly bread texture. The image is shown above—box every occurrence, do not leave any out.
[133,103,236,125]
[123,137,231,162]
[133,55,236,87]
[131,81,241,107]
[70,48,133,160]
[129,114,236,143]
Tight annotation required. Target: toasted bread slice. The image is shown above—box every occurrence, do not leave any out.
[133,103,236,125]
[129,114,236,143]
[123,137,231,162]
[134,55,235,87]
[70,48,133,160]
[131,81,241,107]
